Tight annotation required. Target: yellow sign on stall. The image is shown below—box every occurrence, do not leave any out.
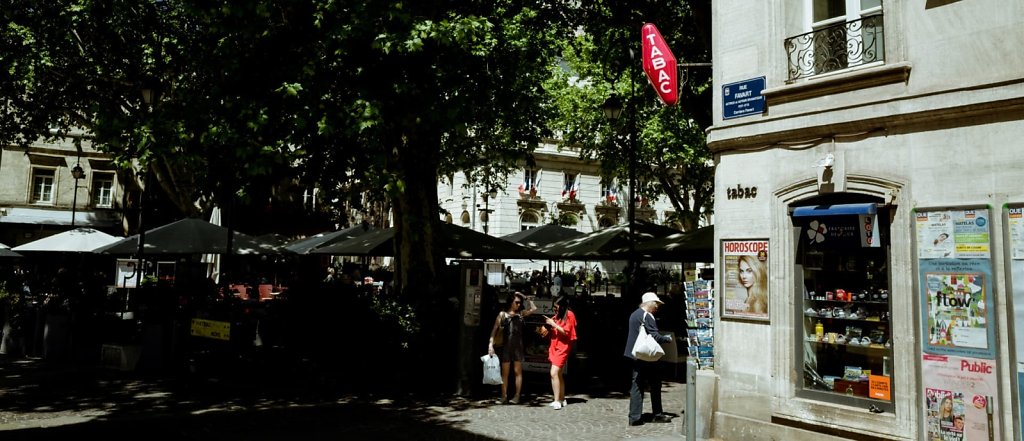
[190,318,231,341]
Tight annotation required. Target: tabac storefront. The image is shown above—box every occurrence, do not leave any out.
[704,130,1024,441]
[704,1,1024,439]
[707,131,1024,441]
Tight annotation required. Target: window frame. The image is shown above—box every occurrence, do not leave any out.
[791,197,895,413]
[520,211,541,231]
[601,179,619,203]
[524,169,538,191]
[30,167,57,205]
[793,0,885,79]
[92,172,115,208]
[562,172,578,199]
[810,0,882,31]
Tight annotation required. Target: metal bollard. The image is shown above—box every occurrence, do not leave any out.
[686,360,696,440]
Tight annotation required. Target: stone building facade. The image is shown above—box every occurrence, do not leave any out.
[706,1,1024,440]
[0,133,126,247]
[436,139,683,272]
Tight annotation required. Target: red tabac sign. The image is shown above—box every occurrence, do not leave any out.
[641,23,678,106]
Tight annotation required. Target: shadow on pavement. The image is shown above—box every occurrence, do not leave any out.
[0,356,505,440]
[1,352,665,440]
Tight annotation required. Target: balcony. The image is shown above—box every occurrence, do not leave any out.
[516,189,546,214]
[785,14,884,81]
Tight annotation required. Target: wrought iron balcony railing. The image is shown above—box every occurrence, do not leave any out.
[785,14,884,81]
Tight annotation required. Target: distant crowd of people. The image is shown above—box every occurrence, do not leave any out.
[321,262,394,296]
[505,265,604,297]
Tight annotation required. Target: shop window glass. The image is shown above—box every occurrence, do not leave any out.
[793,198,894,410]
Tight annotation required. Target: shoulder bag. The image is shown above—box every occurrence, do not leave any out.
[631,313,665,361]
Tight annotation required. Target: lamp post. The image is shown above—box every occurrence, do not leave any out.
[480,188,497,234]
[136,85,156,287]
[602,85,638,298]
[70,162,85,227]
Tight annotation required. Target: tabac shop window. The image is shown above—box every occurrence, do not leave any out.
[792,197,895,411]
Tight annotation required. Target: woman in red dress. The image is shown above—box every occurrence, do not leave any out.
[544,295,577,410]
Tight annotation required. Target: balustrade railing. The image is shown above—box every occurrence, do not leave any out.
[785,14,884,81]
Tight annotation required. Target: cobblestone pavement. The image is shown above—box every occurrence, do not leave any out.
[0,356,691,441]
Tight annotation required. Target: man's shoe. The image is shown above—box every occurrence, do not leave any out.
[628,419,644,426]
[653,414,673,423]
[549,401,563,410]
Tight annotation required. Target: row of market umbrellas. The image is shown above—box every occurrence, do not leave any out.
[3,217,713,262]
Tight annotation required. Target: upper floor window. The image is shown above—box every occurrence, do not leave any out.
[519,169,539,194]
[601,179,619,204]
[31,168,55,204]
[787,0,884,80]
[92,172,115,208]
[562,172,579,200]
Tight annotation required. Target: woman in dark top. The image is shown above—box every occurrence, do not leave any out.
[488,291,536,404]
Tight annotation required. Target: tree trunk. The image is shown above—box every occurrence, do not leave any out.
[392,135,453,392]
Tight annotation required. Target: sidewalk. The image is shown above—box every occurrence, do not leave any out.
[0,355,695,440]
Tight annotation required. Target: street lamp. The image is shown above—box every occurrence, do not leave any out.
[136,84,158,287]
[602,88,638,298]
[479,188,498,234]
[601,94,624,121]
[70,162,85,227]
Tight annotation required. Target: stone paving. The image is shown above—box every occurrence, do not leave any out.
[0,356,693,440]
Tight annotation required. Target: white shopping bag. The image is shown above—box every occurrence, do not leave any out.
[481,354,502,385]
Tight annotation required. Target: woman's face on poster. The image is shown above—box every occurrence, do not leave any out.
[738,259,755,289]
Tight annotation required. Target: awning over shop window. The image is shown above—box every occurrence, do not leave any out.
[792,203,877,218]
[792,203,880,248]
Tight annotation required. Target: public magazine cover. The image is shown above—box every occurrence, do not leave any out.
[922,354,999,441]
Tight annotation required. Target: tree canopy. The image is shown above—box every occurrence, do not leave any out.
[546,0,714,231]
[1,0,715,389]
[0,0,713,293]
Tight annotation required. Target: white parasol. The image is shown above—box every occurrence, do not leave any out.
[12,228,121,253]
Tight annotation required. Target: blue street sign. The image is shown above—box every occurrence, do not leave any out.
[722,76,766,120]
